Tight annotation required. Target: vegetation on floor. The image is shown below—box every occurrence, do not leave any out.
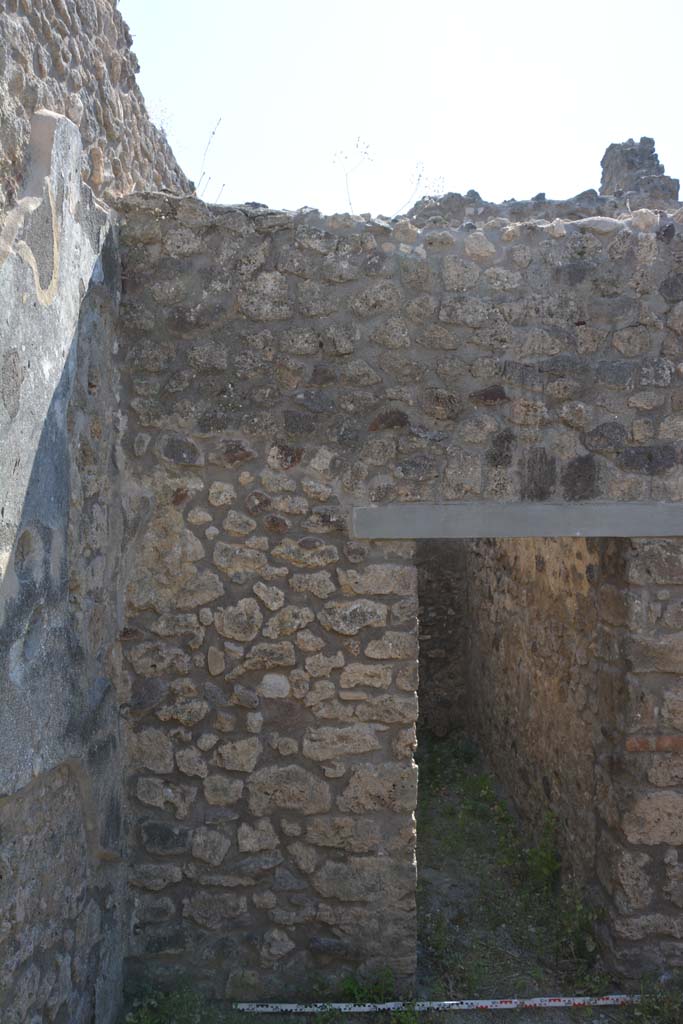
[124,986,223,1024]
[416,727,608,1002]
[626,977,683,1024]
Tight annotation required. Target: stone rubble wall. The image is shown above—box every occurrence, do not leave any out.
[600,137,679,203]
[115,186,683,995]
[423,533,683,975]
[0,0,190,211]
[465,537,623,889]
[415,539,469,736]
[0,112,126,1023]
[607,538,683,973]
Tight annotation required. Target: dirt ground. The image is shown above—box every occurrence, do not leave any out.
[414,728,637,1024]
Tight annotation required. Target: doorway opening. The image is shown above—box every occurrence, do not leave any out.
[414,536,629,1005]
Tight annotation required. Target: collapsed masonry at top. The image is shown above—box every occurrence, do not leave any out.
[600,136,679,203]
[4,4,683,1021]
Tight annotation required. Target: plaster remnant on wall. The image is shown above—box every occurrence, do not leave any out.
[0,108,125,1023]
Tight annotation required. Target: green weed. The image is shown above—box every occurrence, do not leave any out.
[316,1009,344,1024]
[628,975,683,1023]
[340,967,395,1003]
[123,986,222,1024]
[389,1004,420,1024]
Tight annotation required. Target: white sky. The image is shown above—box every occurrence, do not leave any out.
[118,0,683,217]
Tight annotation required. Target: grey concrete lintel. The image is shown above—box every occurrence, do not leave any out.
[352,501,683,540]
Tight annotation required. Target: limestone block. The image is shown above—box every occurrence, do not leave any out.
[263,606,315,639]
[351,281,401,318]
[176,748,208,779]
[627,541,683,585]
[272,538,339,567]
[371,317,411,349]
[214,598,263,642]
[248,765,332,815]
[306,816,381,853]
[183,892,247,929]
[630,209,659,232]
[663,690,683,730]
[130,864,182,892]
[238,820,279,853]
[613,913,683,940]
[627,634,683,673]
[197,733,219,751]
[247,712,264,733]
[308,692,416,725]
[464,230,497,262]
[443,449,482,498]
[257,673,291,699]
[598,833,653,913]
[290,571,337,598]
[141,822,191,856]
[213,738,263,773]
[339,664,392,689]
[128,728,174,774]
[243,642,296,670]
[253,890,278,909]
[312,856,414,901]
[337,565,417,596]
[260,927,296,963]
[393,727,417,760]
[203,776,244,806]
[302,725,382,761]
[238,272,292,320]
[207,646,225,676]
[134,895,176,924]
[223,510,257,535]
[213,543,268,578]
[623,791,683,845]
[149,612,205,649]
[442,256,480,290]
[364,630,418,660]
[305,651,345,678]
[192,827,231,866]
[136,778,197,820]
[215,712,237,733]
[157,698,209,726]
[128,642,191,678]
[253,581,286,610]
[318,599,388,635]
[337,763,417,813]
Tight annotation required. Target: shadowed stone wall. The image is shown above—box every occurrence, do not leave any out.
[611,539,683,972]
[427,534,683,976]
[416,540,469,736]
[0,113,127,1023]
[465,537,624,892]
[0,5,189,1009]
